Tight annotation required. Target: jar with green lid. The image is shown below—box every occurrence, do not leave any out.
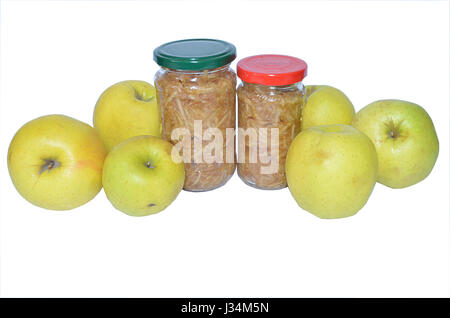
[154,39,237,192]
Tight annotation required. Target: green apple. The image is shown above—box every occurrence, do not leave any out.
[352,99,439,188]
[93,80,162,151]
[302,85,355,130]
[7,115,107,210]
[286,125,378,219]
[102,135,185,216]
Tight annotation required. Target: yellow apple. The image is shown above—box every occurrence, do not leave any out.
[102,135,185,216]
[302,85,355,130]
[7,115,107,210]
[93,80,162,151]
[352,99,439,188]
[286,125,378,219]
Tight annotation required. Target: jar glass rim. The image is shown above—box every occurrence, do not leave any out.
[160,64,232,74]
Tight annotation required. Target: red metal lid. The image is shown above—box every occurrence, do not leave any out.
[237,54,307,86]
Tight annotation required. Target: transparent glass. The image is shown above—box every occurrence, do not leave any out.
[237,81,305,190]
[154,64,236,192]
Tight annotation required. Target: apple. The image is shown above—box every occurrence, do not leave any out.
[302,85,355,130]
[7,115,107,210]
[102,135,185,216]
[352,99,439,188]
[93,80,162,151]
[286,124,378,219]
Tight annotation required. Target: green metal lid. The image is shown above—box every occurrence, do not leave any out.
[153,39,236,71]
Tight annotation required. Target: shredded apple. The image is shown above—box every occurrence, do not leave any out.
[237,82,304,189]
[155,66,236,191]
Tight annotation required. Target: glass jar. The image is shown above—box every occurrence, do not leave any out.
[153,39,237,192]
[236,55,307,190]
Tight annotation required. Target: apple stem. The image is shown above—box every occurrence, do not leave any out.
[389,130,399,139]
[145,161,155,169]
[384,118,402,140]
[39,159,60,174]
[135,90,153,102]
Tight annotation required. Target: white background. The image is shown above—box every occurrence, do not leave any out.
[0,0,449,297]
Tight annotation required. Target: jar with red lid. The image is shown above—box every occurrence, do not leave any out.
[236,54,307,190]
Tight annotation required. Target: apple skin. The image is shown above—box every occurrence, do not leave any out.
[286,125,378,219]
[93,80,162,151]
[303,85,355,130]
[7,115,107,210]
[352,99,439,189]
[102,135,185,216]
